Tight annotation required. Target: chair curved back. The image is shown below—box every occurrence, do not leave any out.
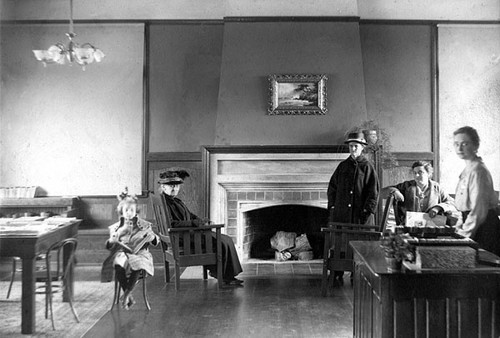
[151,193,171,244]
[40,237,79,330]
[45,238,78,282]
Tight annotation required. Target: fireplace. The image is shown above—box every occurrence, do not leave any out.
[202,145,349,260]
[244,204,328,259]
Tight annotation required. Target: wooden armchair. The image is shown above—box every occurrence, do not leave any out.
[150,194,223,290]
[321,195,394,296]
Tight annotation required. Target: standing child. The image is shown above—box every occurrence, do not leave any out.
[101,188,158,309]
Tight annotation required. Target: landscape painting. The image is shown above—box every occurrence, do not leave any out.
[268,74,328,115]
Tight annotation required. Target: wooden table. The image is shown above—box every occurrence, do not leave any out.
[0,220,81,334]
[350,241,500,338]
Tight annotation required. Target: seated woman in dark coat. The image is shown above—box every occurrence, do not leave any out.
[158,169,243,285]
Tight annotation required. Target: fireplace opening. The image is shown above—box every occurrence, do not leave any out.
[244,204,328,260]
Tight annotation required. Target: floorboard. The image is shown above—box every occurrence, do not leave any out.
[83,261,353,338]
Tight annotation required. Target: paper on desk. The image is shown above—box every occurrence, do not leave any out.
[44,217,77,225]
[406,211,447,228]
[0,221,58,236]
[0,218,14,225]
[10,216,45,223]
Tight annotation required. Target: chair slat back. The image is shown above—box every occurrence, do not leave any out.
[151,194,171,242]
[150,193,217,257]
[149,193,223,290]
[379,193,395,232]
[331,228,381,262]
[193,232,203,254]
[204,231,213,253]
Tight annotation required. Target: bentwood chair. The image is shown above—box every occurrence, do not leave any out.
[321,195,394,296]
[150,193,223,290]
[6,255,46,299]
[111,269,151,310]
[35,238,80,330]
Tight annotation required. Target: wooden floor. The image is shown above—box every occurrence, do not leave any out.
[84,261,354,338]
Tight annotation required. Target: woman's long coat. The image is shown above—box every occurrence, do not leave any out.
[327,155,379,224]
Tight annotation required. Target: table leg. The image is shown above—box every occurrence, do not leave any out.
[21,257,36,334]
[62,245,74,302]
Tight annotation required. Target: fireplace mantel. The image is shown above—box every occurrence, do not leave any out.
[201,145,350,257]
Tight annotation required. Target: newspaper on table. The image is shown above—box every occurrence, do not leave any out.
[406,211,447,228]
[0,217,77,236]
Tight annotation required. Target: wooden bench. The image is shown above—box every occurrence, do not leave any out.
[0,196,80,218]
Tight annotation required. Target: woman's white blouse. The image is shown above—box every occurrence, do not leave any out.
[455,157,497,238]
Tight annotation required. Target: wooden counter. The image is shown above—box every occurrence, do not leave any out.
[350,241,500,338]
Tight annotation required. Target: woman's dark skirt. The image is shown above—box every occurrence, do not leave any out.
[463,209,500,256]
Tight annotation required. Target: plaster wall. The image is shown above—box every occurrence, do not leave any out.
[147,20,432,153]
[357,0,500,21]
[0,24,144,195]
[361,24,432,152]
[438,24,500,192]
[1,18,498,197]
[2,0,499,21]
[214,21,368,146]
[149,23,223,152]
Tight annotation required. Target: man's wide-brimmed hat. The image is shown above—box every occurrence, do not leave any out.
[344,132,367,145]
[158,169,190,185]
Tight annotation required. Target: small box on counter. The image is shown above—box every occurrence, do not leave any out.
[407,237,478,269]
[416,246,476,269]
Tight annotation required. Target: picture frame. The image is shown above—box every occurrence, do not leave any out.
[268,74,328,115]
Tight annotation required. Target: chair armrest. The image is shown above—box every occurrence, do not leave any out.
[200,224,225,230]
[157,233,170,243]
[333,229,382,236]
[167,224,225,232]
[322,222,380,232]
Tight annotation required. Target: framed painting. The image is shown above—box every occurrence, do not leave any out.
[268,74,328,115]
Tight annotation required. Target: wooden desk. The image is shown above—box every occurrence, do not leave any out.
[351,241,500,338]
[0,220,81,334]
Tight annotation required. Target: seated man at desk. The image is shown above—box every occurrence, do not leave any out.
[381,161,458,225]
[158,169,244,285]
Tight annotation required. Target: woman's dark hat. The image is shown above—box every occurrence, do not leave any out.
[344,132,367,145]
[158,169,190,185]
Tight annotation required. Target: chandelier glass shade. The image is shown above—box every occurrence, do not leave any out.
[32,0,104,70]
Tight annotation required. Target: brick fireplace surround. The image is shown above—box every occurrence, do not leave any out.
[202,146,350,259]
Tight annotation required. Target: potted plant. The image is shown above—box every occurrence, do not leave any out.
[380,231,414,271]
[344,120,398,169]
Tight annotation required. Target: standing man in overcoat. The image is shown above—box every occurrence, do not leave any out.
[327,132,380,225]
[327,131,380,284]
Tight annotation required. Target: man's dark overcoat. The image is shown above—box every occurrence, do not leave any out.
[327,155,379,224]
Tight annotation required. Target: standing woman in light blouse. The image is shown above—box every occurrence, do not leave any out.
[453,126,500,256]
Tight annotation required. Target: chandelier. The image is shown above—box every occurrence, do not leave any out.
[32,0,105,70]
